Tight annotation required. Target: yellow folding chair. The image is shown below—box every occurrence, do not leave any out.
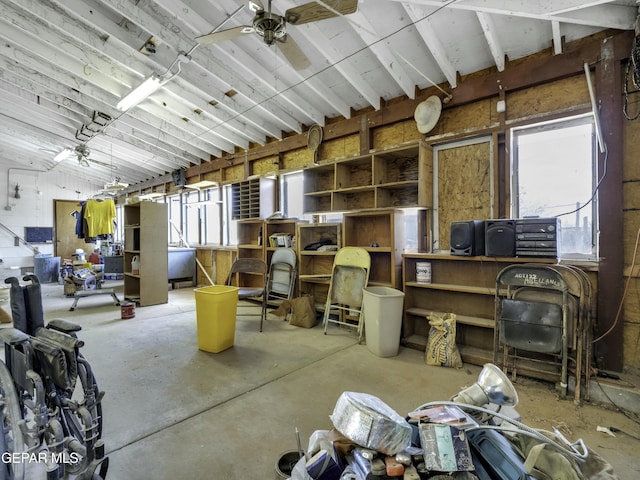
[322,247,371,342]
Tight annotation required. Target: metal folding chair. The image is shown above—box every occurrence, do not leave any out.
[322,247,371,342]
[227,258,268,331]
[266,248,297,305]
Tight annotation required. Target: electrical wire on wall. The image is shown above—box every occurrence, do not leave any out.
[554,63,608,220]
[589,226,640,426]
[623,17,640,120]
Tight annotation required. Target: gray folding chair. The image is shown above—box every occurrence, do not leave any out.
[266,248,297,305]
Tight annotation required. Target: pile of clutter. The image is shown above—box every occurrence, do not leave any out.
[284,364,617,480]
[61,248,103,296]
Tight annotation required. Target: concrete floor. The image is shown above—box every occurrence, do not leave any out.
[21,280,640,479]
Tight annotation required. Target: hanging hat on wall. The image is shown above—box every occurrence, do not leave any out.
[414,95,442,134]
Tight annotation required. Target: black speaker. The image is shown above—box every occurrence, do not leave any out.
[485,220,516,257]
[172,168,187,187]
[450,220,485,256]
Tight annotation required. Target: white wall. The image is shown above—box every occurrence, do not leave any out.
[0,167,102,280]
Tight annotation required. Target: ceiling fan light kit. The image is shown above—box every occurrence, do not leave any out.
[195,0,358,71]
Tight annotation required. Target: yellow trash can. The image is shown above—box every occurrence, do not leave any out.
[194,285,239,353]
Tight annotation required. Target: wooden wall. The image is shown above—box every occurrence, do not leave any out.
[622,112,640,369]
[154,30,637,371]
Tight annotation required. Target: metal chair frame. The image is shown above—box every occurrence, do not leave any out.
[322,247,371,342]
[266,248,297,305]
[494,264,592,403]
[227,258,268,331]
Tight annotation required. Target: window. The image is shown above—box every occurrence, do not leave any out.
[202,187,222,245]
[280,170,312,221]
[511,114,597,260]
[223,184,238,246]
[113,203,124,244]
[167,195,182,245]
[183,190,200,246]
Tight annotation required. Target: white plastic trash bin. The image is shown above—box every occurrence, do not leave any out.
[363,286,405,357]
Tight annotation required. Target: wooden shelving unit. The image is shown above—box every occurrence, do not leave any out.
[231,177,276,220]
[297,223,341,310]
[123,201,168,306]
[236,218,265,260]
[401,254,555,365]
[303,141,431,214]
[343,210,403,289]
[234,218,266,289]
[264,219,301,265]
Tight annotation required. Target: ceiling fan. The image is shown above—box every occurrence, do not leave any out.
[195,0,358,70]
[50,145,118,169]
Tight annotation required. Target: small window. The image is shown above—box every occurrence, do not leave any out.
[223,184,238,246]
[167,195,182,245]
[202,187,222,245]
[280,170,312,221]
[512,114,597,260]
[183,190,200,245]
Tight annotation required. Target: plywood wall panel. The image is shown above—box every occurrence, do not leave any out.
[622,322,640,368]
[440,101,493,133]
[223,164,244,182]
[506,75,590,120]
[622,278,640,321]
[321,134,360,160]
[282,148,310,170]
[373,119,422,148]
[436,142,492,250]
[252,156,278,175]
[623,210,640,270]
[623,115,640,180]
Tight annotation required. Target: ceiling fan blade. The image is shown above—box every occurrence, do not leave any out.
[249,0,264,12]
[285,0,357,26]
[196,25,254,44]
[89,158,118,169]
[38,147,58,154]
[277,35,311,70]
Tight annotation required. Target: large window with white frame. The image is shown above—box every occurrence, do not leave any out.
[167,195,183,245]
[280,170,312,221]
[183,190,200,246]
[223,184,238,246]
[511,114,598,260]
[202,187,222,245]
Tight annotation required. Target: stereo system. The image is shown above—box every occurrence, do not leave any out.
[450,220,485,256]
[450,217,560,258]
[484,220,516,257]
[515,217,560,257]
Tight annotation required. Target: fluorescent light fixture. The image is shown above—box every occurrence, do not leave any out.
[54,148,71,163]
[138,192,165,200]
[117,74,164,111]
[186,200,222,207]
[184,180,218,190]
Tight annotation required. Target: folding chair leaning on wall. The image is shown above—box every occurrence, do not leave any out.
[322,247,371,342]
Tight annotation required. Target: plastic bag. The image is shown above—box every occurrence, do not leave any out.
[425,312,463,368]
[329,391,412,455]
